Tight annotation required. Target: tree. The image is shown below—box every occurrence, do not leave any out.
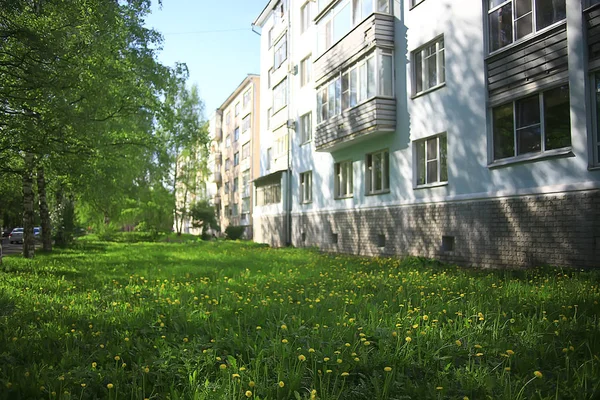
[189,200,219,238]
[157,82,209,235]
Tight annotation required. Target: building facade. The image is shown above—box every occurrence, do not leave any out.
[212,74,261,238]
[252,0,600,268]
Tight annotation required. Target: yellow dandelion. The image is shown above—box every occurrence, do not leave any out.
[256,326,261,330]
[58,376,65,381]
[423,315,429,321]
[326,369,332,373]
[337,359,343,364]
[91,362,97,368]
[144,367,150,373]
[455,340,462,346]
[474,344,482,349]
[114,355,120,361]
[476,353,484,357]
[298,354,306,361]
[278,381,285,388]
[405,336,412,342]
[506,349,514,356]
[107,383,114,389]
[309,348,315,353]
[505,367,511,371]
[245,390,253,398]
[534,371,543,378]
[354,357,360,362]
[341,372,349,376]
[219,364,227,370]
[345,342,351,347]
[281,324,287,330]
[183,337,189,343]
[384,367,392,372]
[81,383,86,388]
[281,339,289,344]
[364,341,371,346]
[232,373,240,379]
[436,386,443,390]
[124,337,129,342]
[240,367,246,371]
[249,381,256,387]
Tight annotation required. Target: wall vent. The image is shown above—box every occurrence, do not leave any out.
[442,236,455,252]
[377,234,386,248]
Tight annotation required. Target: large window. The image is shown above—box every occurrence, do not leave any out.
[299,112,312,144]
[366,149,389,194]
[234,152,240,166]
[415,134,447,186]
[488,0,566,52]
[242,142,250,159]
[492,85,571,161]
[273,78,288,112]
[301,1,311,34]
[413,36,445,95]
[256,183,281,206]
[225,135,231,148]
[225,158,231,171]
[243,89,251,107]
[234,127,240,141]
[318,0,391,54]
[300,171,313,203]
[335,161,353,198]
[235,102,240,116]
[274,35,287,70]
[242,170,251,198]
[242,114,250,132]
[233,177,239,192]
[317,50,392,123]
[300,55,312,87]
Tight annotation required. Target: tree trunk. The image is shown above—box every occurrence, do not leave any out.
[37,167,52,252]
[22,154,35,258]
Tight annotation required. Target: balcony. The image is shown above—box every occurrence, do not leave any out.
[315,97,395,152]
[314,13,394,86]
[214,171,222,184]
[213,152,222,165]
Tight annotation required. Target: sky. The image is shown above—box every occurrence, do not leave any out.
[145,0,268,118]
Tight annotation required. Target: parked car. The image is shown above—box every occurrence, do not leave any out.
[9,228,23,244]
[8,227,41,244]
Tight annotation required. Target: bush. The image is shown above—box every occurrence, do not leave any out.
[224,225,245,240]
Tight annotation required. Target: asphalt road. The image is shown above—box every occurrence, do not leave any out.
[1,237,41,256]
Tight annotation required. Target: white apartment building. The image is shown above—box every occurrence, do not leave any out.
[252,0,600,268]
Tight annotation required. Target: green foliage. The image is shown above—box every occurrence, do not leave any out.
[0,243,599,399]
[224,225,245,241]
[189,200,219,237]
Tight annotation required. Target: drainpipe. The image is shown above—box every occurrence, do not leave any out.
[285,0,293,247]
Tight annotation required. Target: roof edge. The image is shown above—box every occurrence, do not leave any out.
[218,74,260,111]
[253,0,278,27]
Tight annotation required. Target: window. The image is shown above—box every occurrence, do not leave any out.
[233,177,238,192]
[224,205,230,216]
[241,197,251,222]
[242,170,251,197]
[300,55,312,87]
[267,108,272,129]
[413,36,445,95]
[366,149,389,194]
[300,2,311,34]
[234,127,240,141]
[266,148,273,170]
[242,114,250,132]
[225,158,231,171]
[410,0,425,7]
[225,112,231,125]
[226,135,231,147]
[232,203,239,217]
[242,142,250,159]
[273,78,288,111]
[493,85,571,161]
[268,27,274,48]
[224,182,230,194]
[268,67,274,88]
[235,102,240,116]
[488,0,566,52]
[274,35,287,70]
[335,161,353,198]
[415,134,448,186]
[299,112,312,144]
[234,152,240,166]
[318,51,392,123]
[243,89,251,107]
[256,183,281,206]
[274,132,289,158]
[318,0,391,54]
[300,171,313,203]
[594,73,600,166]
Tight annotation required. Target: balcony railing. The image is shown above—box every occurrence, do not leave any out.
[214,171,222,184]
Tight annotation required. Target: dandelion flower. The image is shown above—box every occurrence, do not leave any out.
[341,372,349,376]
[354,357,360,362]
[278,381,285,388]
[144,367,150,373]
[363,341,371,346]
[219,364,227,370]
[534,371,543,378]
[505,367,511,371]
[240,367,246,371]
[107,383,114,389]
[232,374,240,379]
[256,326,262,330]
[183,337,189,343]
[245,390,253,398]
[384,367,392,372]
[326,369,332,373]
[474,344,482,349]
[324,357,330,362]
[423,315,429,321]
[298,354,306,361]
[455,340,462,346]
[114,355,120,361]
[81,383,86,388]
[91,362,97,369]
[436,386,443,390]
[476,353,484,357]
[281,339,289,344]
[281,324,287,330]
[249,381,256,387]
[506,349,514,356]
[58,376,65,381]
[337,359,343,364]
[308,348,315,353]
[405,337,412,342]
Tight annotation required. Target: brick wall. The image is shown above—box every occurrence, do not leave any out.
[291,190,600,268]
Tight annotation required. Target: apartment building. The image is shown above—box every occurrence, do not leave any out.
[212,74,261,238]
[252,0,600,268]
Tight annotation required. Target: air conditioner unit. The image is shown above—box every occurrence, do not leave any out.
[289,64,298,75]
[286,119,296,129]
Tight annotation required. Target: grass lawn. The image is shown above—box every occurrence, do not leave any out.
[0,239,599,400]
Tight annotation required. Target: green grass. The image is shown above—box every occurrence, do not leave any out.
[0,239,599,400]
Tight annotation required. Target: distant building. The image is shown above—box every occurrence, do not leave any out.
[211,74,261,238]
[250,0,600,268]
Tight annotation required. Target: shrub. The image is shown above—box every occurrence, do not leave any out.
[224,225,245,240]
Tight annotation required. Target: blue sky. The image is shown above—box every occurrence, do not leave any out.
[145,0,267,118]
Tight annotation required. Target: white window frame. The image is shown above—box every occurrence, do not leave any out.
[242,114,251,132]
[273,78,288,113]
[300,1,311,34]
[274,35,288,70]
[243,89,251,107]
[412,35,445,96]
[299,112,312,144]
[410,0,425,8]
[335,160,353,198]
[233,152,240,166]
[365,149,389,195]
[414,133,448,188]
[234,126,240,142]
[235,102,240,116]
[225,112,231,125]
[317,49,393,124]
[300,171,313,203]
[242,142,250,160]
[300,55,312,87]
[225,135,231,148]
[487,0,567,53]
[491,84,571,162]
